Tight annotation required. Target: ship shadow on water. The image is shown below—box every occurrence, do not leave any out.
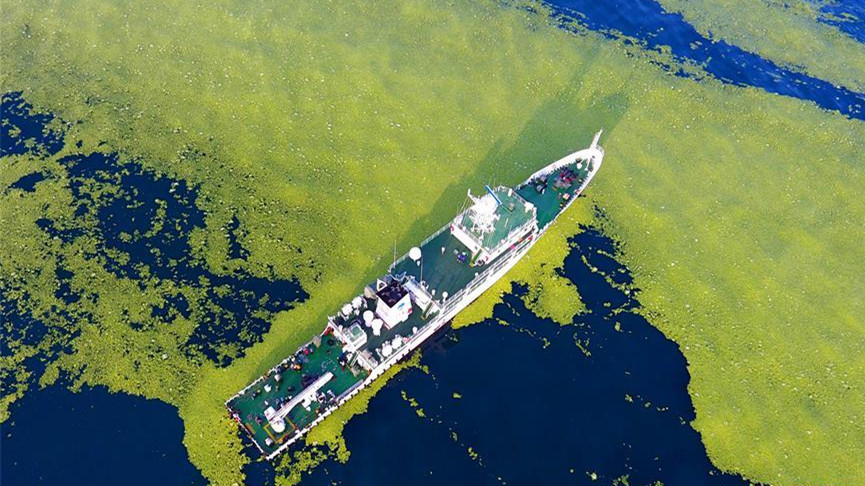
[296,224,753,486]
[372,57,629,289]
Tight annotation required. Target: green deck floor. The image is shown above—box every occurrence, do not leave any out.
[517,161,589,229]
[392,229,483,298]
[228,337,366,452]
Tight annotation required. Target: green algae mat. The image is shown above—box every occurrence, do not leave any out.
[2,1,864,485]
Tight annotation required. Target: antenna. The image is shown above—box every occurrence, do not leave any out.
[467,188,499,234]
[484,185,502,206]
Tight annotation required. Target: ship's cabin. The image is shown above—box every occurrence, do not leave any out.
[328,275,430,372]
[450,185,537,265]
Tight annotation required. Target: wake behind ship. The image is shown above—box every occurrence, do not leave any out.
[227,131,605,459]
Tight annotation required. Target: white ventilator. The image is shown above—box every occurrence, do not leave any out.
[371,318,383,336]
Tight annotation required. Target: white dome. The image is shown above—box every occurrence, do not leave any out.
[409,246,422,261]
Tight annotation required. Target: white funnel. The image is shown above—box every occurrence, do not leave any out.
[371,318,383,336]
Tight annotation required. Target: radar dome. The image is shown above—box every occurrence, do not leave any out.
[409,247,422,261]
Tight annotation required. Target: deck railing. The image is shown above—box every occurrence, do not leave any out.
[438,234,534,315]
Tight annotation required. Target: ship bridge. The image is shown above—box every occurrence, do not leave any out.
[390,186,537,305]
[449,185,537,263]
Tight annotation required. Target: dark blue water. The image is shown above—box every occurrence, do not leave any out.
[543,0,865,120]
[1,228,749,486]
[47,150,309,365]
[227,215,252,260]
[815,0,865,44]
[1,287,80,410]
[0,385,205,486]
[6,171,47,192]
[0,92,64,158]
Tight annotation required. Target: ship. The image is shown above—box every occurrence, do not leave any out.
[226,131,605,459]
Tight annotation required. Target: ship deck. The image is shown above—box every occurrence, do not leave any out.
[391,225,520,300]
[458,187,534,251]
[391,229,480,298]
[390,159,593,300]
[332,296,432,363]
[227,337,366,453]
[361,300,430,358]
[516,159,592,229]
